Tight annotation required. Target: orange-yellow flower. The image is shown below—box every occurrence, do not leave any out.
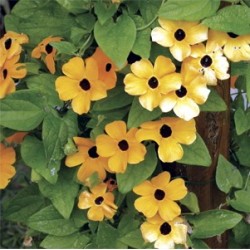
[124,56,181,111]
[65,137,109,183]
[55,56,107,114]
[133,171,187,221]
[92,47,117,90]
[136,117,196,162]
[96,120,147,173]
[31,36,62,74]
[140,214,188,249]
[0,143,16,189]
[151,19,208,61]
[206,30,250,62]
[5,132,28,145]
[78,182,117,221]
[182,43,230,85]
[160,71,210,121]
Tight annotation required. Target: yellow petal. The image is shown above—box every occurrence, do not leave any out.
[65,152,85,167]
[62,57,85,80]
[0,145,16,164]
[0,163,16,189]
[134,196,158,218]
[151,172,171,189]
[131,59,153,79]
[85,57,99,81]
[139,90,161,111]
[89,80,107,101]
[91,182,107,195]
[96,134,117,157]
[127,143,146,164]
[171,223,187,244]
[158,199,181,221]
[108,151,128,173]
[136,128,161,145]
[133,180,154,195]
[166,178,187,200]
[159,73,182,94]
[124,74,147,96]
[78,191,94,209]
[45,54,56,74]
[155,235,175,249]
[160,92,177,112]
[71,92,91,115]
[31,46,42,58]
[158,139,183,162]
[154,56,176,78]
[102,203,117,219]
[0,79,15,99]
[170,41,191,61]
[87,206,104,221]
[151,27,174,47]
[105,120,127,139]
[188,24,208,45]
[141,221,160,242]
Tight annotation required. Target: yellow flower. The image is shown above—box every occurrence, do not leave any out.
[124,56,181,111]
[151,19,208,61]
[31,36,62,74]
[136,117,196,162]
[55,56,107,115]
[0,31,29,59]
[206,30,250,62]
[96,120,147,173]
[92,47,117,90]
[0,55,27,99]
[65,137,109,183]
[140,214,188,249]
[182,43,230,85]
[78,182,117,221]
[0,143,16,189]
[160,71,210,121]
[133,171,187,221]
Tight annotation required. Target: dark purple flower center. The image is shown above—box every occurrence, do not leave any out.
[175,86,187,98]
[160,124,172,138]
[118,140,129,151]
[105,63,112,72]
[127,52,142,64]
[80,79,91,91]
[148,76,158,89]
[4,38,12,50]
[45,44,53,54]
[174,29,186,41]
[88,146,99,158]
[154,189,165,200]
[200,55,212,68]
[3,69,8,79]
[95,196,104,205]
[160,222,172,235]
[227,32,238,38]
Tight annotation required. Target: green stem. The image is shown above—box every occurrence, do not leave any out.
[244,170,250,190]
[78,34,93,56]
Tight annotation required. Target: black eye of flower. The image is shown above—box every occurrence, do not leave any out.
[174,29,186,41]
[200,55,212,68]
[154,189,165,200]
[80,79,91,91]
[4,38,12,50]
[227,32,238,38]
[160,124,172,138]
[118,140,129,151]
[160,222,172,235]
[45,44,53,54]
[88,146,99,158]
[95,196,104,205]
[105,63,112,72]
[175,86,187,98]
[3,69,8,79]
[148,76,159,89]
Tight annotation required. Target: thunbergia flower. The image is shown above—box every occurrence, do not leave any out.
[92,47,117,90]
[124,55,181,111]
[151,19,208,61]
[55,56,107,114]
[160,70,210,121]
[206,30,250,62]
[31,36,62,74]
[133,171,187,221]
[182,43,230,85]
[5,132,27,145]
[78,182,117,221]
[65,137,109,183]
[140,214,188,249]
[0,143,16,189]
[96,120,147,173]
[136,117,196,162]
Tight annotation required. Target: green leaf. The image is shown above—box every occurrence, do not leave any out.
[56,0,91,14]
[234,108,250,135]
[92,84,133,112]
[27,205,81,236]
[216,154,243,193]
[187,209,242,238]
[177,134,211,167]
[40,233,90,249]
[119,229,145,249]
[94,14,137,68]
[236,135,250,167]
[159,0,220,21]
[94,2,117,25]
[200,88,227,112]
[180,192,200,213]
[230,189,250,213]
[42,113,68,170]
[190,239,209,249]
[232,220,250,246]
[138,0,162,23]
[127,98,162,129]
[202,5,250,35]
[117,144,158,194]
[21,136,58,184]
[3,184,46,223]
[50,41,77,55]
[0,90,45,131]
[38,168,79,219]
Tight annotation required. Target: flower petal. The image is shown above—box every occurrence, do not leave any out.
[96,134,117,157]
[154,56,175,78]
[108,151,128,173]
[131,59,153,79]
[124,74,147,96]
[159,73,182,94]
[136,128,161,145]
[160,93,177,113]
[87,206,104,221]
[158,199,181,221]
[171,223,187,244]
[127,143,146,164]
[151,172,171,189]
[170,42,191,61]
[71,92,91,115]
[134,196,158,218]
[155,235,175,249]
[78,191,93,209]
[139,91,161,111]
[62,57,85,80]
[133,180,154,195]
[141,221,160,243]
[105,120,127,139]
[166,178,187,200]
[151,27,174,47]
[65,152,85,167]
[85,57,99,81]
